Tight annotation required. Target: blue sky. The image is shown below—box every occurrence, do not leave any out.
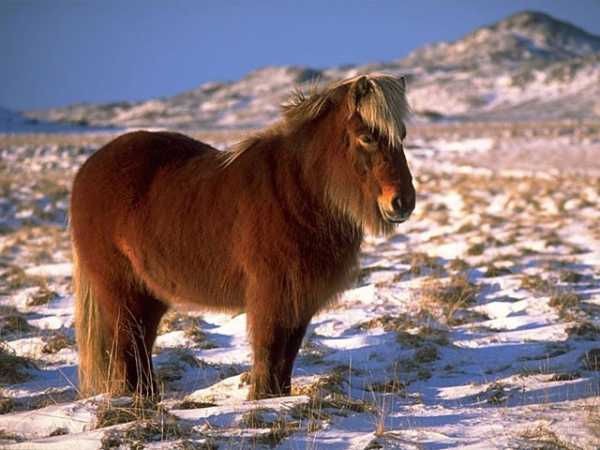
[2,0,600,111]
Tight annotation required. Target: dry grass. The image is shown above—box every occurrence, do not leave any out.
[399,252,444,276]
[466,242,486,256]
[359,314,448,348]
[418,275,480,325]
[519,274,553,294]
[518,424,582,450]
[582,348,600,371]
[559,270,584,283]
[26,286,57,306]
[292,367,347,398]
[0,306,35,337]
[413,345,439,364]
[0,341,37,385]
[171,400,217,410]
[447,258,471,272]
[548,291,581,320]
[358,313,415,332]
[41,332,73,354]
[96,397,157,428]
[566,321,600,339]
[368,378,406,394]
[0,396,15,414]
[158,312,216,350]
[101,415,199,450]
[155,348,205,384]
[0,265,47,291]
[483,263,512,278]
[0,429,24,443]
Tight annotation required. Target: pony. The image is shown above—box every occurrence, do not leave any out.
[70,73,415,400]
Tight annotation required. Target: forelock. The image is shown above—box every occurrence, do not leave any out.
[350,74,410,148]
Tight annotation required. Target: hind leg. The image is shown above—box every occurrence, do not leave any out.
[86,273,167,397]
[118,294,168,397]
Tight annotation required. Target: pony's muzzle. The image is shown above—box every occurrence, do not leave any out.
[392,195,413,220]
[384,192,415,223]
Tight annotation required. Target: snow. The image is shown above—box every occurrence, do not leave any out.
[0,125,599,449]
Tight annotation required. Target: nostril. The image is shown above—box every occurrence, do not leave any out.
[391,195,403,214]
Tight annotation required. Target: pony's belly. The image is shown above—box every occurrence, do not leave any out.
[166,288,245,313]
[119,242,245,312]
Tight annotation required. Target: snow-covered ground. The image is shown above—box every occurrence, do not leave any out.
[0,126,599,449]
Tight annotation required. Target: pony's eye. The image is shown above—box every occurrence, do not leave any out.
[359,134,375,145]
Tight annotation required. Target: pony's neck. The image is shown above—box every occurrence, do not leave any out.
[280,112,360,232]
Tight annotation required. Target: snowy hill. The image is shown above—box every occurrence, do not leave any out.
[21,11,600,130]
[403,11,600,68]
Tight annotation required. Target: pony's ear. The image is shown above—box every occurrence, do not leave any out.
[398,75,407,90]
[349,76,371,108]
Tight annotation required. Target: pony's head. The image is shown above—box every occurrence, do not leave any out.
[285,74,415,234]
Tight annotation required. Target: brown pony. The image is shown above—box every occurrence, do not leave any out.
[71,73,415,400]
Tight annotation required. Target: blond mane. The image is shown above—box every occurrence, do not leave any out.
[220,73,410,167]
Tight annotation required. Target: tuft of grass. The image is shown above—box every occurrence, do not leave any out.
[544,232,565,248]
[155,348,205,384]
[300,337,330,364]
[518,424,580,450]
[158,312,216,349]
[0,265,46,290]
[42,332,73,354]
[0,341,37,384]
[0,306,35,337]
[519,274,553,294]
[240,408,301,446]
[240,408,274,429]
[26,286,57,306]
[559,270,584,283]
[456,222,477,234]
[0,396,15,414]
[171,400,217,410]
[399,252,444,277]
[483,263,512,278]
[292,366,348,398]
[582,349,600,371]
[358,314,415,333]
[48,427,68,437]
[319,394,377,415]
[121,416,193,449]
[485,382,509,405]
[447,258,470,272]
[414,345,439,364]
[548,372,581,382]
[288,399,330,434]
[359,314,448,348]
[0,429,24,443]
[567,321,600,339]
[418,275,480,325]
[466,242,485,256]
[96,398,152,428]
[548,291,581,319]
[368,379,406,394]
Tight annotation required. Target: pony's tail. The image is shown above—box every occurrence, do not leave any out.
[73,240,123,397]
